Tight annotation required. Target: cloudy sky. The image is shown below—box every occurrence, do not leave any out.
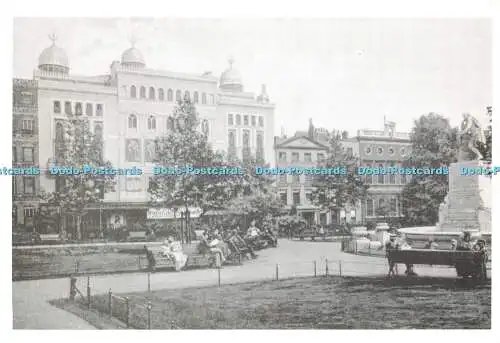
[13,18,492,136]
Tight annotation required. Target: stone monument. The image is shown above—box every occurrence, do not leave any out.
[437,113,491,234]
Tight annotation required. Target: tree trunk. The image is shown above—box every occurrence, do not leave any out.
[76,216,82,240]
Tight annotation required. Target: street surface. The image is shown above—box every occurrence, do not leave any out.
[13,240,459,329]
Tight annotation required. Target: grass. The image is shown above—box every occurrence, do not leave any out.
[69,276,491,329]
[12,244,198,281]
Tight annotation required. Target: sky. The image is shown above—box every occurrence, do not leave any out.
[13,18,492,136]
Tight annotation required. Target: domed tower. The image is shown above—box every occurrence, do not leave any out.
[219,57,243,92]
[121,39,146,69]
[38,34,69,74]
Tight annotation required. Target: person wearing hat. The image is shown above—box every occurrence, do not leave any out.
[424,237,439,250]
[385,234,398,277]
[450,239,458,250]
[457,231,472,251]
[228,229,257,259]
[168,236,188,271]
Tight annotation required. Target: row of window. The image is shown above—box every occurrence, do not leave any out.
[278,151,327,163]
[127,114,210,136]
[53,101,104,116]
[12,147,35,163]
[278,189,313,206]
[13,119,36,134]
[365,196,402,217]
[12,177,36,195]
[227,113,264,127]
[227,130,265,161]
[12,205,38,228]
[363,165,409,185]
[277,174,314,184]
[54,121,103,141]
[129,86,216,105]
[364,146,408,156]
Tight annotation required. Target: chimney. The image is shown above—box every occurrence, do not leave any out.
[308,118,315,139]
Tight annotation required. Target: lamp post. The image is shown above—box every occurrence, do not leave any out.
[95,188,103,240]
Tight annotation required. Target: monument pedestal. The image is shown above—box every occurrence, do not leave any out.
[439,160,491,233]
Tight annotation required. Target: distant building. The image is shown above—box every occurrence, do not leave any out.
[12,78,40,232]
[274,118,411,225]
[355,119,412,223]
[21,35,275,237]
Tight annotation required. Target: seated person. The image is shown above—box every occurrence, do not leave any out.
[245,221,261,240]
[208,235,228,263]
[457,231,474,250]
[450,239,458,250]
[424,238,439,250]
[228,229,257,259]
[161,237,188,271]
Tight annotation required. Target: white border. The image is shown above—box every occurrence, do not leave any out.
[2,1,498,342]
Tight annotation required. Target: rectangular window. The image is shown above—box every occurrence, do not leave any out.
[278,152,287,162]
[389,168,396,184]
[22,120,34,132]
[22,147,34,162]
[280,192,288,204]
[24,177,35,194]
[75,102,83,115]
[304,174,313,183]
[228,114,234,125]
[96,104,103,116]
[293,191,300,205]
[365,164,373,184]
[53,101,61,114]
[244,115,249,126]
[236,115,241,125]
[304,153,312,162]
[12,147,17,162]
[279,174,287,184]
[292,174,300,184]
[317,153,325,162]
[86,103,93,116]
[366,198,374,217]
[306,192,313,203]
[292,152,300,162]
[12,178,17,194]
[400,173,407,185]
[64,101,72,115]
[24,207,36,217]
[251,115,256,126]
[259,116,264,127]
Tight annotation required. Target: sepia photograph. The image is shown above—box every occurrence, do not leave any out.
[8,11,493,333]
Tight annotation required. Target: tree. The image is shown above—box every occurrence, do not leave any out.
[477,106,492,162]
[41,117,116,239]
[148,96,273,242]
[401,113,458,226]
[312,130,368,216]
[225,193,286,228]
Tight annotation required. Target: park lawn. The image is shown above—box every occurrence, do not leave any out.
[12,244,198,280]
[87,276,490,329]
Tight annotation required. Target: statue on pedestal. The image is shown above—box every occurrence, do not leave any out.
[457,113,485,161]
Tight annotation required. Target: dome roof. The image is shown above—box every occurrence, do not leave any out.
[121,46,145,67]
[38,34,69,71]
[220,57,243,91]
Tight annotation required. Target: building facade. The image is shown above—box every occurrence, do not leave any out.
[274,119,411,226]
[12,78,40,232]
[355,120,412,223]
[28,36,275,235]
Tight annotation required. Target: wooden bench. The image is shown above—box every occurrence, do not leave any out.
[296,229,327,241]
[387,248,488,279]
[128,231,147,242]
[145,247,221,271]
[146,247,175,271]
[39,234,61,243]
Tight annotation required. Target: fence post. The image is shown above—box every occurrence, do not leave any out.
[125,297,130,328]
[147,272,151,292]
[108,289,112,318]
[147,301,152,329]
[69,277,76,300]
[339,260,342,277]
[275,264,279,281]
[217,266,221,287]
[314,261,317,277]
[86,276,91,309]
[325,259,329,276]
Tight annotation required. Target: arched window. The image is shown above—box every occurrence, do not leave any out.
[209,94,215,105]
[184,91,190,102]
[201,119,209,136]
[55,122,64,141]
[256,132,264,161]
[167,117,175,131]
[158,88,165,101]
[193,91,199,104]
[167,89,174,101]
[130,85,137,98]
[140,86,146,99]
[149,87,155,100]
[128,114,138,129]
[147,116,156,130]
[201,93,207,104]
[228,114,234,125]
[377,164,384,184]
[175,90,182,102]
